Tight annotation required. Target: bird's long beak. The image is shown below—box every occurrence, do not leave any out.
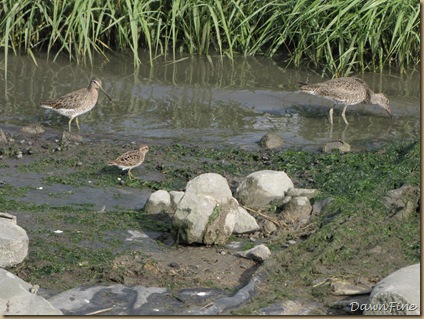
[99,86,112,101]
[386,107,393,119]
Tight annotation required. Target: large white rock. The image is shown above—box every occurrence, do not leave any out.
[364,263,420,315]
[0,269,62,315]
[0,213,29,268]
[173,173,237,245]
[236,244,271,263]
[233,206,260,234]
[235,170,293,209]
[143,190,172,214]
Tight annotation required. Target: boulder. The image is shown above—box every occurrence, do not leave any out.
[286,187,320,199]
[259,133,284,149]
[235,170,293,209]
[280,196,312,228]
[236,244,271,263]
[364,263,420,315]
[144,190,172,214]
[169,191,184,210]
[233,206,260,234]
[173,173,237,245]
[0,213,29,268]
[0,269,62,315]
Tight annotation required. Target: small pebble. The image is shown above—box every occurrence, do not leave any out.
[220,250,226,255]
[169,262,179,268]
[20,139,25,144]
[287,240,297,245]
[16,151,23,159]
[249,237,256,242]
[76,161,83,166]
[27,141,33,146]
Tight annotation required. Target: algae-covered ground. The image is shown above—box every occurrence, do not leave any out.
[1,126,420,313]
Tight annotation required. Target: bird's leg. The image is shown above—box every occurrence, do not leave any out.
[341,105,349,125]
[127,170,134,180]
[68,118,73,132]
[329,107,334,125]
[76,117,81,131]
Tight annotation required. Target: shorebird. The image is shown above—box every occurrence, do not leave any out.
[299,77,392,125]
[108,144,149,180]
[40,77,112,132]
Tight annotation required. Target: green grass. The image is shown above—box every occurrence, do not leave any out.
[0,0,419,76]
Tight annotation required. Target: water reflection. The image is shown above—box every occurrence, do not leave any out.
[0,51,419,150]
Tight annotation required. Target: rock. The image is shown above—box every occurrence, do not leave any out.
[382,184,420,220]
[286,187,320,199]
[144,190,172,214]
[323,140,351,153]
[236,244,271,263]
[259,133,284,149]
[261,219,278,236]
[169,191,184,210]
[173,173,238,245]
[280,196,312,228]
[20,124,45,135]
[233,206,260,234]
[364,263,420,315]
[0,213,29,268]
[0,269,62,315]
[60,131,83,143]
[0,129,7,144]
[235,170,294,210]
[311,197,334,216]
[330,278,372,296]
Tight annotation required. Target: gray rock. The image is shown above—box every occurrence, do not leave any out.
[259,133,284,149]
[383,184,420,220]
[60,131,83,143]
[330,278,372,296]
[236,244,271,263]
[286,187,320,199]
[323,140,351,153]
[143,190,172,214]
[311,197,334,216]
[235,170,293,210]
[0,213,29,268]
[173,173,237,245]
[261,219,278,236]
[280,196,312,228]
[20,124,45,134]
[233,206,260,234]
[364,263,420,315]
[169,191,184,210]
[0,269,62,315]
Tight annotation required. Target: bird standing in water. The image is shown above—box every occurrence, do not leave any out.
[108,145,149,180]
[299,77,392,125]
[40,77,112,132]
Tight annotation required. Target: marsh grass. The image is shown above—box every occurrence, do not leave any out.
[0,1,420,74]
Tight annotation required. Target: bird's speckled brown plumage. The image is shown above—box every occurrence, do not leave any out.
[108,145,149,180]
[299,77,392,125]
[41,77,112,132]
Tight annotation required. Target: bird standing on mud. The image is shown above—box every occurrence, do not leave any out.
[40,77,112,132]
[108,144,149,180]
[299,77,392,125]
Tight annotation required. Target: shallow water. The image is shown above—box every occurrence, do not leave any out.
[0,51,419,151]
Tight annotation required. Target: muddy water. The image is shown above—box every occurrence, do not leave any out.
[0,51,420,151]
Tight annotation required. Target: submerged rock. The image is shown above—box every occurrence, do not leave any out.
[259,133,284,149]
[20,124,45,135]
[323,140,351,153]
